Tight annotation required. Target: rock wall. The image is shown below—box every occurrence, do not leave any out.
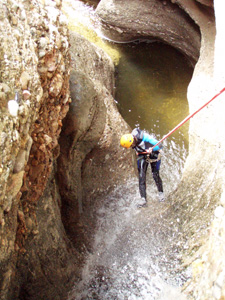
[180,0,225,299]
[95,0,201,66]
[0,0,76,299]
[57,32,135,252]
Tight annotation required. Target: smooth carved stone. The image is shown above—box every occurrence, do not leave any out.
[96,0,201,65]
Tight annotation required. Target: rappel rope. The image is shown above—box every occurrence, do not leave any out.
[140,86,225,154]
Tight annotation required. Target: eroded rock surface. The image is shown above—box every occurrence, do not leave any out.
[0,1,75,299]
[95,0,201,65]
[57,32,135,251]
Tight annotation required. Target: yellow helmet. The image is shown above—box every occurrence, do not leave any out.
[120,134,134,148]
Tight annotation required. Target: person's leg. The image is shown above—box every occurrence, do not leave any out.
[150,160,163,193]
[137,158,148,199]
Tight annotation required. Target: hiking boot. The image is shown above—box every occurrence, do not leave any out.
[137,197,148,208]
[158,192,165,202]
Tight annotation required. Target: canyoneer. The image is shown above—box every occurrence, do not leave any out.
[120,128,164,207]
[119,88,225,207]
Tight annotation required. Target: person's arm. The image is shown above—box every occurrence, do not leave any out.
[142,133,162,151]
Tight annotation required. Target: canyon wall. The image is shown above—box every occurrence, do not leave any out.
[0,0,74,299]
[1,0,225,299]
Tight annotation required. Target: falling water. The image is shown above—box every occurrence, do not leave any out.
[68,133,190,300]
[68,176,189,300]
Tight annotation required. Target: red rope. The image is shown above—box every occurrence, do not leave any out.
[141,86,225,154]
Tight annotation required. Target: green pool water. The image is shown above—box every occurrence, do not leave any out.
[114,41,193,149]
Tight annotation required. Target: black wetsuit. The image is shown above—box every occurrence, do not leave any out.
[132,128,163,199]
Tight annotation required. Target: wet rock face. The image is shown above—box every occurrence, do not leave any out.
[95,0,201,65]
[57,32,135,251]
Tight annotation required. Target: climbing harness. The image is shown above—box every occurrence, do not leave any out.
[137,151,161,163]
[140,86,225,154]
[145,155,159,164]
